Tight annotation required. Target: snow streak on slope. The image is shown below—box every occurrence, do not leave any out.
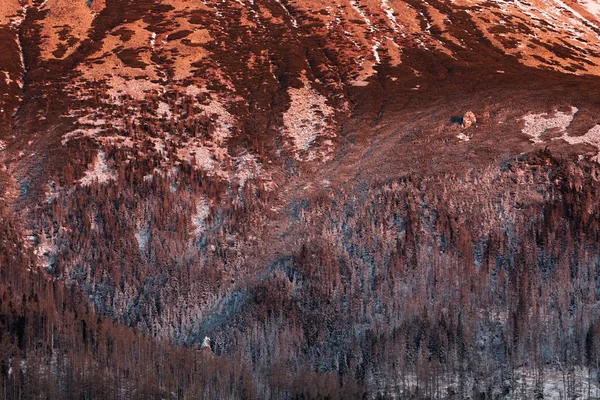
[579,0,600,19]
[274,0,299,28]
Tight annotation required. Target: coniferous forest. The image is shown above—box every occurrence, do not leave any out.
[4,0,600,398]
[4,149,600,398]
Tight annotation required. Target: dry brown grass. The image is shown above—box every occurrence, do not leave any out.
[452,0,600,76]
[39,0,100,60]
[0,0,21,26]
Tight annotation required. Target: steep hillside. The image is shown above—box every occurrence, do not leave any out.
[2,0,600,398]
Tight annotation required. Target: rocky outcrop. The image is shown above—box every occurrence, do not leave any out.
[462,111,477,128]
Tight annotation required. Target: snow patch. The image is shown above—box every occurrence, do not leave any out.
[177,142,217,172]
[78,114,106,127]
[198,99,235,144]
[282,73,334,159]
[580,0,600,18]
[33,234,57,271]
[157,101,172,118]
[521,107,578,143]
[557,124,600,162]
[62,127,103,145]
[381,0,400,33]
[505,366,600,400]
[3,71,12,85]
[192,197,210,236]
[9,6,27,30]
[79,150,116,186]
[234,152,262,186]
[457,132,470,142]
[44,181,60,203]
[106,76,161,101]
[185,85,203,97]
[372,40,381,64]
[274,0,298,28]
[14,24,25,90]
[135,227,150,252]
[350,0,375,33]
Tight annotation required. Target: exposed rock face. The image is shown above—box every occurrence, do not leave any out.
[462,111,477,128]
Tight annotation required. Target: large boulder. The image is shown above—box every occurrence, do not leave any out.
[463,111,477,128]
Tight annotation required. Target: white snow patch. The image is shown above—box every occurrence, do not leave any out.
[33,234,56,270]
[521,107,578,143]
[350,0,375,33]
[580,0,600,18]
[185,85,203,97]
[282,73,334,159]
[372,40,381,64]
[157,101,172,118]
[192,197,210,236]
[234,152,262,185]
[177,142,217,172]
[505,366,600,400]
[372,366,600,399]
[44,181,60,203]
[557,124,600,162]
[135,227,150,252]
[381,0,400,33]
[14,29,25,90]
[79,150,116,186]
[78,114,106,127]
[198,99,235,144]
[351,79,370,87]
[106,76,161,101]
[62,127,103,145]
[457,132,470,141]
[3,71,12,85]
[274,0,298,28]
[10,6,27,29]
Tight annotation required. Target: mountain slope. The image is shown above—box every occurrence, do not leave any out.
[3,0,600,398]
